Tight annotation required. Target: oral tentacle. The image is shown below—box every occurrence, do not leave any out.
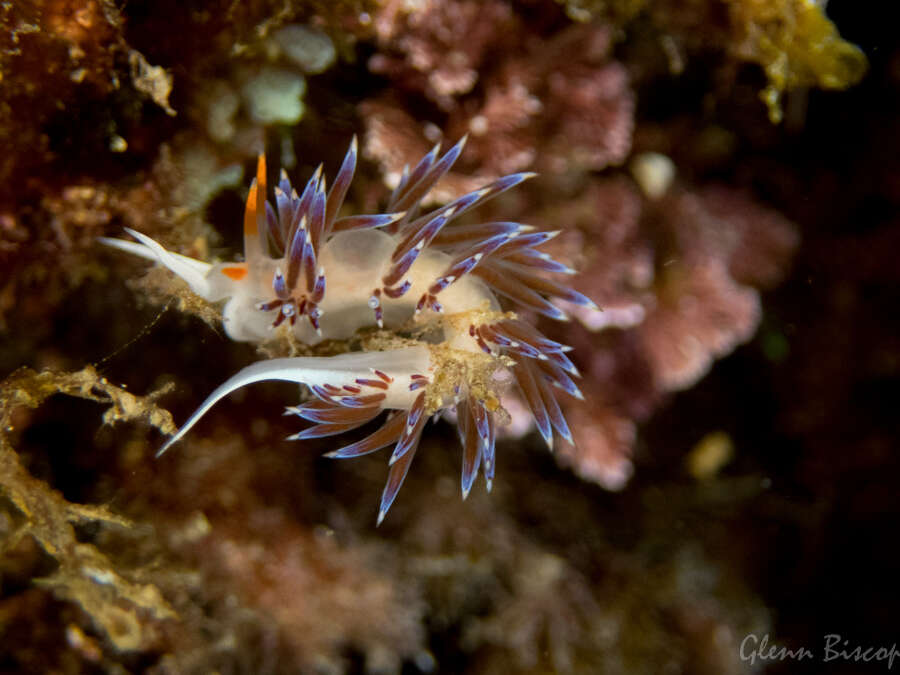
[103,228,215,299]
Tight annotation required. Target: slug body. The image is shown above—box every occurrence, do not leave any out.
[101,137,596,523]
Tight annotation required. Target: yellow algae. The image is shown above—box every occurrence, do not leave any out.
[0,367,177,650]
[728,0,867,122]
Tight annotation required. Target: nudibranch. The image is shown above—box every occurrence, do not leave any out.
[101,137,596,523]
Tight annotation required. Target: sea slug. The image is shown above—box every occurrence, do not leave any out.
[101,137,596,523]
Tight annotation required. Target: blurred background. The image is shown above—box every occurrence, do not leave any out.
[0,0,896,672]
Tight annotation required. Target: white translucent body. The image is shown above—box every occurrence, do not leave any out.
[103,228,499,349]
[101,227,503,454]
[221,228,500,347]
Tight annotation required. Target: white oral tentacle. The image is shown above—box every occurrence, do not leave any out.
[100,228,215,298]
[157,345,434,457]
[96,236,208,274]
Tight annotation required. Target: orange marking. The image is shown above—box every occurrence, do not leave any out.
[255,154,267,237]
[243,179,258,235]
[221,265,248,281]
[256,154,267,189]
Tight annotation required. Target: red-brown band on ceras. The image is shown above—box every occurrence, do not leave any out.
[285,370,431,525]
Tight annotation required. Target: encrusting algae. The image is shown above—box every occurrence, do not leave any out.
[0,367,177,651]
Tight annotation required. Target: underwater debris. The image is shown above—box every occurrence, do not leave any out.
[687,430,735,480]
[0,366,176,651]
[0,366,175,436]
[128,49,176,117]
[396,463,772,675]
[1,141,236,337]
[103,136,596,523]
[464,550,601,672]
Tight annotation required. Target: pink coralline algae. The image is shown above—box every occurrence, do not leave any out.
[637,186,800,391]
[368,0,518,110]
[640,257,762,392]
[541,177,653,332]
[494,178,797,489]
[560,401,638,490]
[362,15,633,193]
[444,23,634,176]
[359,101,489,205]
